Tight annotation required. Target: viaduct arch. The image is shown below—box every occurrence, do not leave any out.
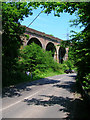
[22,26,68,63]
[27,37,42,48]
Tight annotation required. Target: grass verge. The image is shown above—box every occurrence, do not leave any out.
[3,69,64,88]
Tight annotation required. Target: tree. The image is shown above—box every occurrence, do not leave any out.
[18,42,60,73]
[2,2,90,90]
[2,2,35,86]
[32,2,90,91]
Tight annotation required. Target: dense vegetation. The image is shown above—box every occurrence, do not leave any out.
[37,2,90,93]
[2,2,90,95]
[18,43,65,78]
[2,2,64,87]
[19,43,59,72]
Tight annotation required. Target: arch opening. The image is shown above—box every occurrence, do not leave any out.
[27,37,42,48]
[59,47,66,63]
[46,42,56,58]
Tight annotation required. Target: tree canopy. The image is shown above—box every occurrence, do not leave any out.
[2,2,90,91]
[2,2,35,86]
[37,2,90,91]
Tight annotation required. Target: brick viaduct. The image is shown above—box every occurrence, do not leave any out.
[22,26,68,63]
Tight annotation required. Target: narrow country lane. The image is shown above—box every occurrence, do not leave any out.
[2,73,90,119]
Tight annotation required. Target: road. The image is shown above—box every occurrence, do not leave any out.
[2,73,90,119]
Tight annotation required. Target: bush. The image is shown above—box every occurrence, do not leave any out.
[2,70,30,87]
[3,43,65,87]
[83,73,90,92]
[19,43,61,73]
[62,60,75,72]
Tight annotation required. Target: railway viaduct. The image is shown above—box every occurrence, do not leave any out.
[22,26,68,63]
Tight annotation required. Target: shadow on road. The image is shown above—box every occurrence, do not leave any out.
[2,83,32,98]
[2,78,60,98]
[53,81,76,93]
[68,75,76,79]
[53,74,80,94]
[24,95,90,119]
[23,74,90,119]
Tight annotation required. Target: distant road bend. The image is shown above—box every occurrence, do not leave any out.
[2,73,90,119]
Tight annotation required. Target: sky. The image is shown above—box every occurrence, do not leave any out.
[21,7,82,40]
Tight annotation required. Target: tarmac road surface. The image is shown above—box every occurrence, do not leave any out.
[2,73,90,119]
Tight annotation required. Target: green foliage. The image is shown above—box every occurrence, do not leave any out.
[2,2,35,87]
[33,68,64,81]
[2,2,65,87]
[39,2,90,91]
[83,73,90,91]
[3,2,90,92]
[18,43,61,73]
[69,30,90,91]
[17,43,64,83]
[2,70,31,87]
[63,60,73,70]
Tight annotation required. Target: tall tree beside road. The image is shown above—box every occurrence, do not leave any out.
[40,2,90,91]
[2,2,34,86]
[31,2,90,91]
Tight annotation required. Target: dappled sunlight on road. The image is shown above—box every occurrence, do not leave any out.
[2,74,90,119]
